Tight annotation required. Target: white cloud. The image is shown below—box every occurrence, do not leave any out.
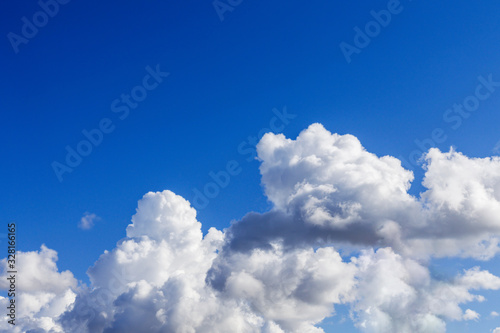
[208,243,357,331]
[463,309,480,321]
[0,245,77,332]
[493,328,500,333]
[61,191,355,332]
[457,266,500,290]
[254,124,500,260]
[4,123,500,332]
[414,148,500,259]
[79,212,100,230]
[349,248,498,332]
[491,311,499,317]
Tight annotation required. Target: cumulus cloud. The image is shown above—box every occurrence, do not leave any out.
[3,123,500,332]
[0,245,77,332]
[413,148,500,259]
[79,212,100,230]
[253,124,500,260]
[350,248,500,333]
[208,242,357,332]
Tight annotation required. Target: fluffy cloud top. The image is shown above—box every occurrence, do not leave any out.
[0,245,77,332]
[3,123,500,332]
[256,124,500,259]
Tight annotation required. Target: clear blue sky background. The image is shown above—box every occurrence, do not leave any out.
[2,1,500,331]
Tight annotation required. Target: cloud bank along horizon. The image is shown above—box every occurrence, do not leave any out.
[2,123,500,332]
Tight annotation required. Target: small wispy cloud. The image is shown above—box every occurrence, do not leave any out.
[493,140,500,154]
[78,212,100,230]
[491,311,499,317]
[463,309,480,321]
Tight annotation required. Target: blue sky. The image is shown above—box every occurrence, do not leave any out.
[2,1,500,332]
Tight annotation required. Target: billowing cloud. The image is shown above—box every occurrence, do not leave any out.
[350,249,499,333]
[2,123,500,332]
[0,245,77,332]
[253,124,500,260]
